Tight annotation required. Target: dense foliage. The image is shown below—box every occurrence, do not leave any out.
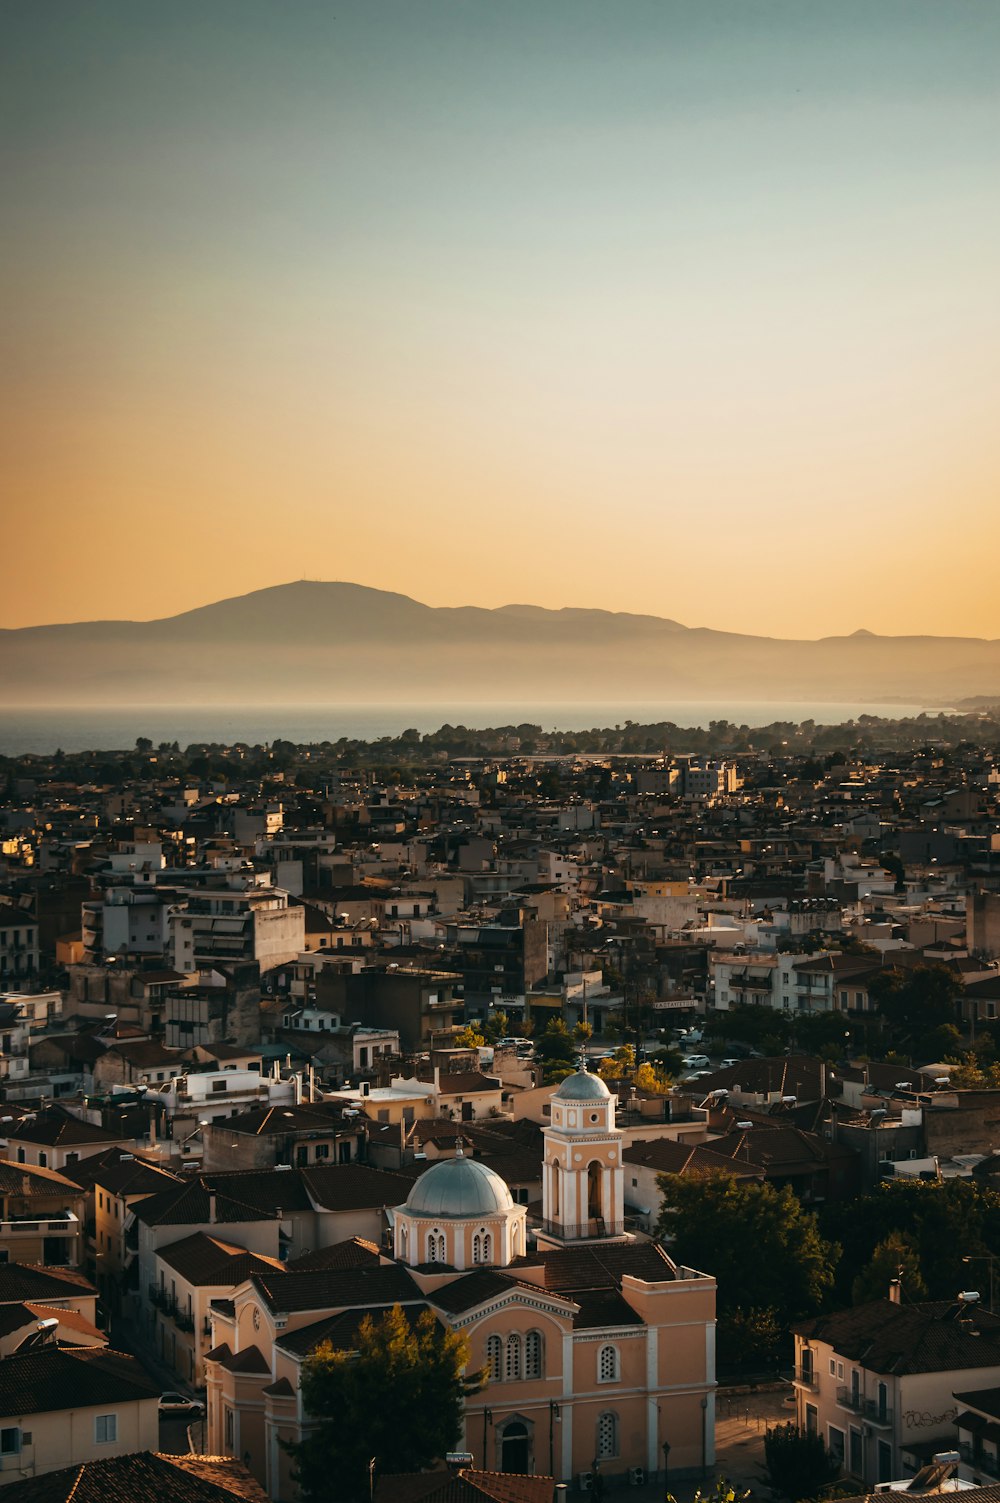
[285,1305,483,1501]
[763,1423,843,1501]
[656,1172,839,1368]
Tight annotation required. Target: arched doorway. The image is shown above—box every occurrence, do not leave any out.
[499,1419,530,1474]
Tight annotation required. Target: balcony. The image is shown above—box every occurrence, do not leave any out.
[958,1443,1000,1479]
[793,1366,819,1392]
[837,1387,893,1426]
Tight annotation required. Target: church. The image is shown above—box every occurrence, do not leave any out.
[204,1065,717,1494]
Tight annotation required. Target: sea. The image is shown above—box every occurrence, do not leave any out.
[0,700,943,757]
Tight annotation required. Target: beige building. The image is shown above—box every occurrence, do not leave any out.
[794,1293,1000,1489]
[0,1344,159,1486]
[205,1064,716,1497]
[0,1162,87,1268]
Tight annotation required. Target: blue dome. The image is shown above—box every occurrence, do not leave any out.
[553,1064,612,1102]
[404,1152,513,1219]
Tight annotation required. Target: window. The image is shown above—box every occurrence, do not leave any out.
[0,1429,20,1456]
[95,1415,117,1444]
[525,1330,543,1380]
[805,1404,818,1436]
[486,1334,502,1381]
[224,1407,234,1448]
[505,1333,522,1381]
[850,1427,863,1476]
[596,1412,619,1459]
[827,1426,845,1467]
[598,1344,620,1383]
[472,1230,493,1265]
[427,1230,445,1263]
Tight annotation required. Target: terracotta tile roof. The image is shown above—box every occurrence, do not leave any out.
[0,1345,158,1419]
[157,1232,284,1286]
[373,1468,555,1503]
[435,1074,502,1096]
[0,1264,97,1304]
[284,1237,381,1272]
[25,1303,105,1344]
[275,1301,432,1358]
[133,1178,279,1228]
[5,1110,122,1148]
[955,1386,1000,1420]
[59,1148,180,1197]
[217,1344,271,1374]
[572,1288,644,1329]
[527,1241,677,1293]
[251,1263,420,1316]
[299,1163,420,1212]
[261,1377,294,1397]
[430,1271,517,1315]
[0,1160,82,1194]
[795,1299,1000,1376]
[0,1451,269,1503]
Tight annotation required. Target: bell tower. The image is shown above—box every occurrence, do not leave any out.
[538,1063,627,1248]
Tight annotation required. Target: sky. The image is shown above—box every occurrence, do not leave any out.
[3,1,999,638]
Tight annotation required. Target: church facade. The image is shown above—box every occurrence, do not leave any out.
[204,1065,716,1495]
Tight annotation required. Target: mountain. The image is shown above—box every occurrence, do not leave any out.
[1,581,998,706]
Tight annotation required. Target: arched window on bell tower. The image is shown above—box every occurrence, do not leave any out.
[587,1160,603,1221]
[550,1158,560,1219]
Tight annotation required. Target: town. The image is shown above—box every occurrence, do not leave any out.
[2,718,1000,1503]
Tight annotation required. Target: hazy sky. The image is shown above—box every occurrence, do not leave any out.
[4,1,999,637]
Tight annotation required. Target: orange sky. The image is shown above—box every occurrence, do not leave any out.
[4,2,999,639]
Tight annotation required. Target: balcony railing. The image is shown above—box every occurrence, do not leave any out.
[836,1387,893,1426]
[958,1443,1000,1477]
[534,1218,624,1242]
[793,1366,819,1391]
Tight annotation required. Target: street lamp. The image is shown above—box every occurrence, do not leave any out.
[549,1401,561,1475]
[662,1438,671,1500]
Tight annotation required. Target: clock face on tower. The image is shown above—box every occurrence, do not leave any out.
[252,1305,261,1330]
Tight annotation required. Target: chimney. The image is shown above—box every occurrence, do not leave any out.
[208,1189,217,1224]
[889,1278,901,1304]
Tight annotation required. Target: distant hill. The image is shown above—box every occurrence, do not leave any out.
[1,580,998,705]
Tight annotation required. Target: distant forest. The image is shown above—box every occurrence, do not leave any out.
[5,708,1000,786]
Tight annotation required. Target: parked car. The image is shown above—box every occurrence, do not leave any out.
[158,1392,204,1418]
[720,1058,742,1070]
[681,1054,711,1070]
[675,1027,704,1045]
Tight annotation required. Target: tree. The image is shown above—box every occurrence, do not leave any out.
[868,965,961,1047]
[668,1481,750,1503]
[598,1044,635,1081]
[452,1025,486,1049]
[851,1231,927,1306]
[763,1423,842,1501]
[656,1173,839,1364]
[481,1010,508,1043]
[820,1178,1000,1305]
[634,1060,672,1095]
[533,1018,578,1084]
[285,1304,484,1501]
[135,735,153,753]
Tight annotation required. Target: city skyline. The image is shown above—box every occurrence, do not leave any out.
[4,1,1000,637]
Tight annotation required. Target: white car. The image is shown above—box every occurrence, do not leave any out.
[158,1392,204,1418]
[681,1054,711,1070]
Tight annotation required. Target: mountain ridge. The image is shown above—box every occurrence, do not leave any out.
[1,581,998,705]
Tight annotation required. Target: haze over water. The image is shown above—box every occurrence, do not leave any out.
[0,701,938,757]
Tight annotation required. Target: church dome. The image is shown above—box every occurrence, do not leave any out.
[404,1150,514,1219]
[553,1063,612,1102]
